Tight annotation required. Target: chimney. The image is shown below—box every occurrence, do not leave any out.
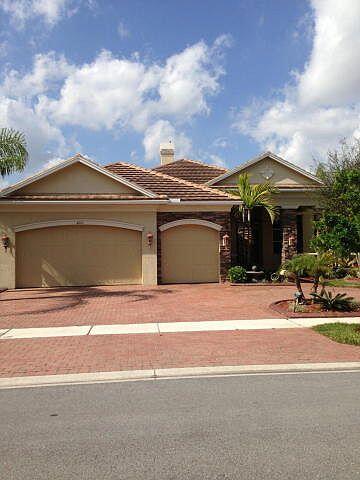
[159,141,174,165]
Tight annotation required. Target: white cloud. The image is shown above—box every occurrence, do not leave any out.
[37,36,229,161]
[143,120,192,161]
[208,153,228,168]
[234,0,360,169]
[0,0,75,27]
[117,21,129,38]
[2,52,74,97]
[0,36,229,172]
[212,137,228,148]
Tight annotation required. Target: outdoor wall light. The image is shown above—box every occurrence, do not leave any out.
[1,234,9,251]
[222,233,230,248]
[147,232,154,247]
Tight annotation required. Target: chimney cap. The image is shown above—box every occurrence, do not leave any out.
[160,141,174,152]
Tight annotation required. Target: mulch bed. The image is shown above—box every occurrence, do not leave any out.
[271,299,360,318]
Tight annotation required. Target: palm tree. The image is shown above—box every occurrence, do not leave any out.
[0,128,28,178]
[231,173,279,266]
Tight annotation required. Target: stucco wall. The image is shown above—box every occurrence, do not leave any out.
[214,158,319,187]
[16,163,140,195]
[0,204,157,288]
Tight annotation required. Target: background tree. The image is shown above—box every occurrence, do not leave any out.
[311,140,360,270]
[231,173,278,266]
[0,128,28,178]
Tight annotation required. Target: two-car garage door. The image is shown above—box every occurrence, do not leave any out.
[16,225,142,288]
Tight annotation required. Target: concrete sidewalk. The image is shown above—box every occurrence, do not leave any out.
[1,317,360,339]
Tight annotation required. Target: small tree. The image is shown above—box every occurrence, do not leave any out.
[282,254,314,302]
[308,252,333,295]
[283,253,334,303]
[0,128,28,178]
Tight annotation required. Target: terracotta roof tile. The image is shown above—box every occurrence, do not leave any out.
[105,162,236,201]
[152,159,227,183]
[4,194,166,201]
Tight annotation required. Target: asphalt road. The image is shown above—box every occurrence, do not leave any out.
[1,372,360,479]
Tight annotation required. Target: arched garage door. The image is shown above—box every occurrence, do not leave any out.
[16,224,142,288]
[161,224,220,284]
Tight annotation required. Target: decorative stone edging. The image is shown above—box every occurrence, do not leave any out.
[270,299,360,318]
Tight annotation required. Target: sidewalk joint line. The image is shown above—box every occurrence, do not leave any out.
[0,328,11,338]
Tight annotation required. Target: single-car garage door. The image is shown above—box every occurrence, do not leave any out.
[16,225,142,288]
[161,224,219,284]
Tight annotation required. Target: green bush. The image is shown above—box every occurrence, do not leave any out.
[228,266,247,283]
[310,290,356,311]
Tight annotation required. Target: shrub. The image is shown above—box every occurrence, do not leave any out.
[310,290,356,312]
[228,266,247,283]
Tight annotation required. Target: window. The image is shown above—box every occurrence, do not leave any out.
[272,220,282,254]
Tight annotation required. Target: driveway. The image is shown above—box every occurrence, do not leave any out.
[1,283,359,329]
[0,283,302,329]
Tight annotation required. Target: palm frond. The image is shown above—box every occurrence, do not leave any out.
[0,128,28,177]
[235,173,279,222]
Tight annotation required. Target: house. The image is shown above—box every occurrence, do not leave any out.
[0,144,322,289]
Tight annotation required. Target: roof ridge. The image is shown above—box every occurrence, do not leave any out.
[106,162,237,199]
[153,158,227,171]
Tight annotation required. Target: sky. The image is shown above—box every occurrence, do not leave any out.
[0,0,359,187]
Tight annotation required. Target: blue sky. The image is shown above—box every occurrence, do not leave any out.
[0,0,359,185]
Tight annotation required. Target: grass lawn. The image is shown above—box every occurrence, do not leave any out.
[313,323,360,345]
[325,279,360,288]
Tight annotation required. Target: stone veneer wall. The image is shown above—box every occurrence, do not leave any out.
[157,211,231,283]
[280,209,298,263]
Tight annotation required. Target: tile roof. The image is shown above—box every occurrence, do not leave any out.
[152,159,227,183]
[3,194,167,201]
[105,162,236,201]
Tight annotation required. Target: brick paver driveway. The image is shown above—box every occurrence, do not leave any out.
[0,283,323,329]
[1,283,359,330]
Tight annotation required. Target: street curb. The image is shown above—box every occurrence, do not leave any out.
[1,362,360,389]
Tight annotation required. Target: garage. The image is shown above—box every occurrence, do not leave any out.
[16,224,142,288]
[161,222,220,284]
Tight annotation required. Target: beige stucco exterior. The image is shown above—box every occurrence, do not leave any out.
[161,224,220,283]
[16,162,141,195]
[0,202,233,289]
[214,157,318,188]
[0,204,158,289]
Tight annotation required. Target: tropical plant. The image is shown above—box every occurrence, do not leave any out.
[231,173,279,265]
[282,253,334,302]
[282,254,316,302]
[227,266,247,283]
[232,173,279,223]
[0,128,28,178]
[310,290,356,312]
[308,252,334,296]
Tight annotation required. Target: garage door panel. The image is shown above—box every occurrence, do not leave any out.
[16,225,142,288]
[161,225,219,284]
